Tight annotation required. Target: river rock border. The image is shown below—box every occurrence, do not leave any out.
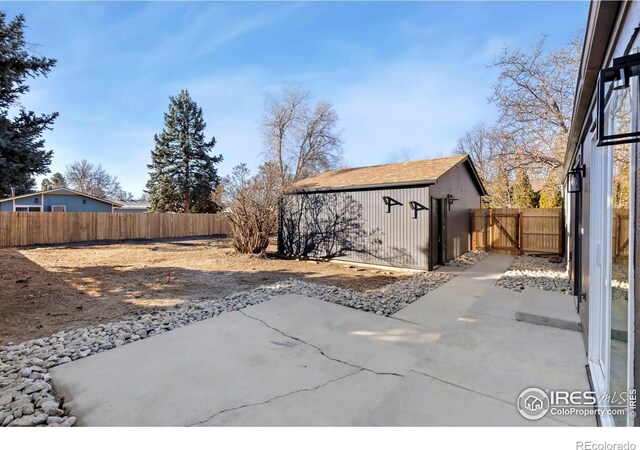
[0,252,486,427]
[497,255,571,294]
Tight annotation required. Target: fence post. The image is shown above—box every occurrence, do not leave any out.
[488,209,493,252]
[518,211,524,255]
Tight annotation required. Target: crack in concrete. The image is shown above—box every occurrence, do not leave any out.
[238,309,404,378]
[186,370,363,426]
[409,369,578,427]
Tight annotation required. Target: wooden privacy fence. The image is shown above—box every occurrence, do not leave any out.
[471,208,563,255]
[0,212,230,247]
[613,209,630,263]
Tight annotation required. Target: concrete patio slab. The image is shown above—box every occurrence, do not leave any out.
[50,309,357,426]
[197,369,400,426]
[413,312,589,407]
[467,286,522,320]
[364,370,567,426]
[50,295,436,426]
[366,255,594,426]
[515,287,581,332]
[392,254,514,330]
[241,295,441,375]
[50,254,593,427]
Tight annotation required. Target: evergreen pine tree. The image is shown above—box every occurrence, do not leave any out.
[0,12,58,197]
[41,172,67,191]
[511,169,536,208]
[490,169,512,208]
[147,90,223,213]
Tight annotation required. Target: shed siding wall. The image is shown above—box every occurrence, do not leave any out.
[429,162,481,260]
[0,202,12,211]
[281,186,430,269]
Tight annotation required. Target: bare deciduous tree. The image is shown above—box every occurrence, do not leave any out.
[65,159,122,199]
[224,162,281,254]
[454,123,497,183]
[489,34,581,172]
[262,86,343,184]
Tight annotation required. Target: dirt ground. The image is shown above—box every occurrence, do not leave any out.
[0,238,411,345]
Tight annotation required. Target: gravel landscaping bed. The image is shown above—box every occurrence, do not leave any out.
[497,255,571,294]
[0,261,464,427]
[444,250,489,268]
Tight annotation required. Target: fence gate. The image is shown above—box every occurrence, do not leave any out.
[471,208,563,255]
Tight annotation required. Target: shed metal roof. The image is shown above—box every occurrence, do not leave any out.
[288,154,486,195]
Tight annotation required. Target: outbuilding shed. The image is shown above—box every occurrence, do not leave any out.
[278,154,486,270]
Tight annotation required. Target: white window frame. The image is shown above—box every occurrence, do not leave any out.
[51,205,66,212]
[13,205,42,212]
[624,73,638,427]
[587,129,616,426]
[589,75,637,425]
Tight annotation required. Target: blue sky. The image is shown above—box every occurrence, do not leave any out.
[4,1,589,196]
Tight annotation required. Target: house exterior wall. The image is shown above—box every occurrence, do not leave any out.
[280,186,430,270]
[14,194,43,207]
[429,161,482,261]
[0,193,114,212]
[42,194,113,212]
[564,0,639,426]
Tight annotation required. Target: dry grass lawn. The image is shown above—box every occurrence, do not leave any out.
[0,238,411,345]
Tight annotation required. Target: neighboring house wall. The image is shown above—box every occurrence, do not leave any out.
[280,186,430,270]
[14,195,43,208]
[429,161,482,260]
[0,193,115,212]
[42,194,113,212]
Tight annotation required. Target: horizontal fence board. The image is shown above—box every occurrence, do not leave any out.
[0,212,230,247]
[471,208,563,255]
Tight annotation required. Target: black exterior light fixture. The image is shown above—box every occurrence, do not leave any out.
[567,165,585,193]
[598,52,640,146]
[382,196,402,213]
[446,194,459,211]
[409,201,428,219]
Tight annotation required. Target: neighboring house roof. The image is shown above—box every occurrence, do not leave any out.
[288,154,487,195]
[115,201,150,210]
[0,188,123,207]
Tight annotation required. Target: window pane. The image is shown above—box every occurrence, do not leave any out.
[610,144,630,426]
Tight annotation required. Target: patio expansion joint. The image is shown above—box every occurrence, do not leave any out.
[408,369,577,427]
[238,309,405,378]
[185,370,364,427]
